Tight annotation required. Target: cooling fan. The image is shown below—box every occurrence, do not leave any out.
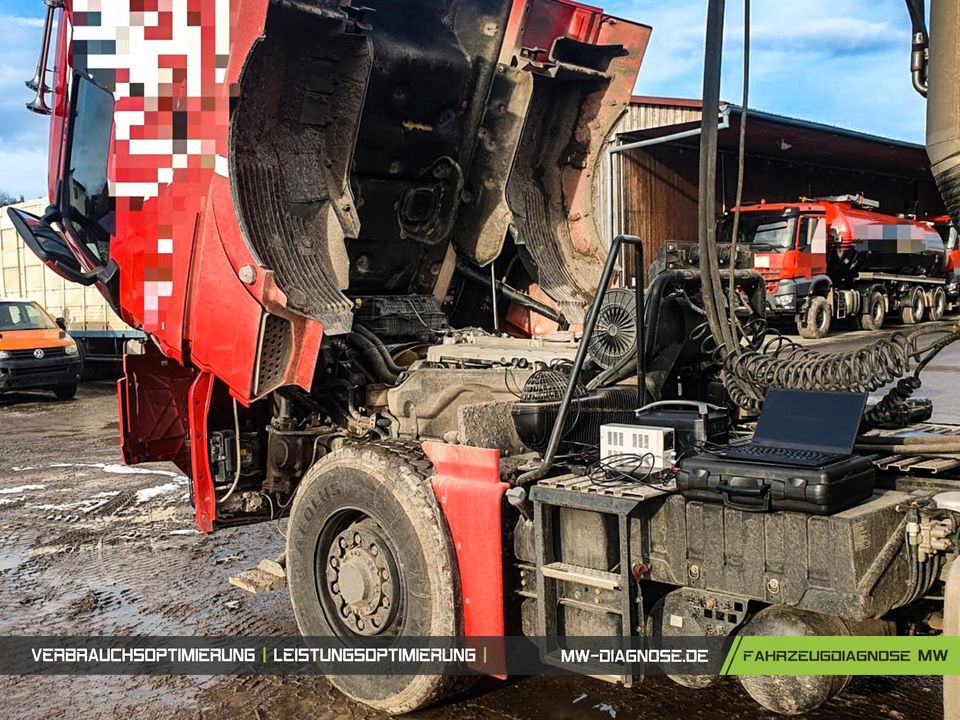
[588,288,638,369]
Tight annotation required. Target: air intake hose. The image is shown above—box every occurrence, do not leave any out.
[927,0,960,221]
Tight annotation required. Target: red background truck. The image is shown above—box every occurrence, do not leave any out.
[722,194,948,338]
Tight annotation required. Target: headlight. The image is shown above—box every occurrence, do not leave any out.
[775,294,795,308]
[0,350,9,360]
[64,343,79,356]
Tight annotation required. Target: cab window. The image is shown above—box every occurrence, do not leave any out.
[798,216,827,252]
[61,73,115,264]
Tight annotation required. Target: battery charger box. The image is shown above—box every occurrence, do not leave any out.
[601,424,675,470]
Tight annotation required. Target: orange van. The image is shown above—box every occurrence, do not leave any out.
[0,297,83,399]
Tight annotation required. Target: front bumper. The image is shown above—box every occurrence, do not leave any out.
[946,273,960,302]
[0,356,83,391]
[765,278,799,316]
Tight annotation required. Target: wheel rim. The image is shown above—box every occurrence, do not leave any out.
[816,307,827,331]
[914,290,925,315]
[872,299,884,324]
[316,510,404,637]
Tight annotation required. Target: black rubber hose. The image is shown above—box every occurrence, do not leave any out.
[697,0,734,354]
[346,333,399,385]
[353,324,404,376]
[456,261,567,326]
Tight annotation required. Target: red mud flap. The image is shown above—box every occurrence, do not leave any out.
[118,348,217,532]
[118,350,195,472]
[422,441,508,679]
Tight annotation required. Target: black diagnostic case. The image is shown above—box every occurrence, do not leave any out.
[675,453,876,515]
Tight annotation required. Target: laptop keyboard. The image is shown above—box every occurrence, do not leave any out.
[725,445,838,465]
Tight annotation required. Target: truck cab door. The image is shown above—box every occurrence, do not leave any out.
[117,345,196,476]
[797,216,828,277]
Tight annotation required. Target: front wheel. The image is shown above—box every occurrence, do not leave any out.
[286,441,471,714]
[53,383,78,400]
[797,296,832,339]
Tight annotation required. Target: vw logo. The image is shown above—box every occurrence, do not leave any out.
[33,348,45,359]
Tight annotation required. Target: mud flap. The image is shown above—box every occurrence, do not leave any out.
[117,347,196,474]
[118,348,219,532]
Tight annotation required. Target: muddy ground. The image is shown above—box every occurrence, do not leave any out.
[0,326,955,719]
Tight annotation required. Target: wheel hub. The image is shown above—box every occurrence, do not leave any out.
[325,518,399,635]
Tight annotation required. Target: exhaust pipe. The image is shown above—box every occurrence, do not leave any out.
[25,0,62,116]
[926,0,960,221]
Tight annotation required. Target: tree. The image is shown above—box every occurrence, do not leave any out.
[0,189,25,207]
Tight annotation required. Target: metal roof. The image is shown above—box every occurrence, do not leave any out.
[622,97,930,180]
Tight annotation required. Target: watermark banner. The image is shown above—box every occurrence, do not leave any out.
[721,635,960,676]
[0,636,730,677]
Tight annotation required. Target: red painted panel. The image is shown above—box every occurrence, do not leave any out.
[423,441,508,678]
[118,347,197,475]
[187,371,217,532]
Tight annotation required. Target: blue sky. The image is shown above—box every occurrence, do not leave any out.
[0,0,928,199]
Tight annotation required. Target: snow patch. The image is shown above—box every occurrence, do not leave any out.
[135,482,183,504]
[0,485,45,495]
[49,462,186,481]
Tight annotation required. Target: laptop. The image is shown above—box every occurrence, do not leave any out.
[715,389,868,467]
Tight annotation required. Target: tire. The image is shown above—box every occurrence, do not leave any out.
[286,441,473,714]
[797,296,831,339]
[859,292,886,332]
[53,383,78,400]
[928,286,947,322]
[900,286,926,325]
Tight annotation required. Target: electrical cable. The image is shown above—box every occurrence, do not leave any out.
[218,398,242,504]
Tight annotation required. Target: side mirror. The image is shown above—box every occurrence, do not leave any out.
[55,317,67,331]
[6,206,98,286]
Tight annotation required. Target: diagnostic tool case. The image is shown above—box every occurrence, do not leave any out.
[675,454,876,515]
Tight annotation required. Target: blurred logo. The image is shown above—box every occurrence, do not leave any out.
[33,349,44,359]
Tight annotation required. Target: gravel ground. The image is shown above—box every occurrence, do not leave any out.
[0,317,955,720]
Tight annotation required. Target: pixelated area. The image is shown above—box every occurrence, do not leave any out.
[70,1,232,329]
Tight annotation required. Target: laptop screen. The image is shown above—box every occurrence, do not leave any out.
[754,389,868,454]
